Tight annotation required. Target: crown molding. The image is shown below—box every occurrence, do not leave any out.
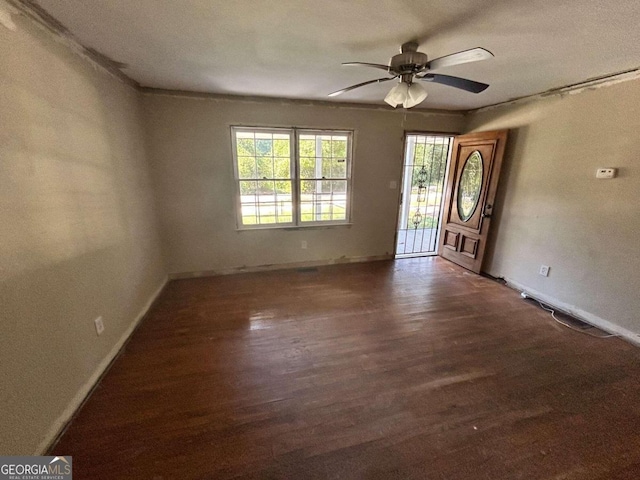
[470,67,640,114]
[139,87,466,117]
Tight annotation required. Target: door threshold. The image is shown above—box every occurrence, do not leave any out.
[395,253,438,259]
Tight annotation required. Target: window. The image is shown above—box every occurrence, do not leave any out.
[232,127,352,228]
[233,129,294,226]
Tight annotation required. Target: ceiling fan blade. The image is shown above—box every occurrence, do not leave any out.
[418,74,489,93]
[342,62,390,72]
[426,47,493,71]
[328,77,396,97]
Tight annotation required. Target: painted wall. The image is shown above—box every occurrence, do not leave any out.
[141,93,465,275]
[465,80,640,339]
[0,14,166,453]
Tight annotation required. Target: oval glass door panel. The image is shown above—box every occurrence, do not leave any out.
[457,151,483,222]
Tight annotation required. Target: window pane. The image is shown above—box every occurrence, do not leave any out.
[332,138,347,158]
[239,179,293,226]
[300,180,314,195]
[299,157,316,179]
[299,180,347,222]
[256,157,274,179]
[274,181,290,195]
[255,134,273,157]
[237,156,257,179]
[331,181,347,220]
[273,138,290,158]
[257,188,277,223]
[332,180,347,193]
[331,158,346,178]
[330,137,348,179]
[274,181,293,223]
[237,138,255,156]
[258,215,277,224]
[274,157,291,179]
[299,137,315,157]
[321,159,332,178]
[241,214,257,225]
[235,130,291,182]
[239,180,257,195]
[298,133,349,180]
[321,137,332,158]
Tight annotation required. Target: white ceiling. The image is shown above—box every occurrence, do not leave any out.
[34,0,640,110]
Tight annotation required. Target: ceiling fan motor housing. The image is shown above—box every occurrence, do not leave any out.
[389,42,428,75]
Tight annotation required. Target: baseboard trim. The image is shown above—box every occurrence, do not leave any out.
[169,255,394,280]
[504,278,640,347]
[37,276,169,455]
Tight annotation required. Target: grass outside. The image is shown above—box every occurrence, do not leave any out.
[240,194,346,225]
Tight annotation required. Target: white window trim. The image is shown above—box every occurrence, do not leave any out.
[231,126,353,230]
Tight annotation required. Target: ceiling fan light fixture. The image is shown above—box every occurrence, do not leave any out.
[384,82,409,108]
[403,82,427,108]
[384,81,427,109]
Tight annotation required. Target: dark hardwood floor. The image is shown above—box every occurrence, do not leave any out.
[52,258,640,479]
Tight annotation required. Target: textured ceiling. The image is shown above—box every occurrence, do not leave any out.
[33,0,640,110]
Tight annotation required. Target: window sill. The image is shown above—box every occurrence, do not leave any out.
[236,223,353,232]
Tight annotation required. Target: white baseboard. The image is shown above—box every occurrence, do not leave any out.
[505,278,640,347]
[35,276,169,454]
[169,254,394,280]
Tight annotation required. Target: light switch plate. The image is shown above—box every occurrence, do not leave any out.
[94,316,105,335]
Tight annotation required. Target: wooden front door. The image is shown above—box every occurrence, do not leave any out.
[438,130,508,273]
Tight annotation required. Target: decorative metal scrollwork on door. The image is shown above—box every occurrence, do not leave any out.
[412,165,428,229]
[412,210,423,228]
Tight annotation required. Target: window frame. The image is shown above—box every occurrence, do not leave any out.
[231,126,353,230]
[231,126,296,228]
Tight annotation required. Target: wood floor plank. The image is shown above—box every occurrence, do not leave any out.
[51,258,640,479]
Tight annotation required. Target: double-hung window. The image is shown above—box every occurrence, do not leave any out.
[232,127,353,228]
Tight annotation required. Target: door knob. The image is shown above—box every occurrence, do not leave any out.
[482,204,493,218]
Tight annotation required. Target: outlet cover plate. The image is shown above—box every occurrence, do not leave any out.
[539,265,550,277]
[596,168,617,179]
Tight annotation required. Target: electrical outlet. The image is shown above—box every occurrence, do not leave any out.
[539,265,550,277]
[301,240,307,249]
[389,180,398,189]
[94,316,104,336]
[595,168,617,179]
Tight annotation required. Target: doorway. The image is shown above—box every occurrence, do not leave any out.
[395,134,453,257]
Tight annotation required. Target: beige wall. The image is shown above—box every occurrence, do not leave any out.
[466,81,640,339]
[0,14,166,453]
[142,93,464,275]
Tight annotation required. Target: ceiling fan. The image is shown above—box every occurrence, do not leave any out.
[328,42,493,108]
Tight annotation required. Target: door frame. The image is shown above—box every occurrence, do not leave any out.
[393,131,457,258]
